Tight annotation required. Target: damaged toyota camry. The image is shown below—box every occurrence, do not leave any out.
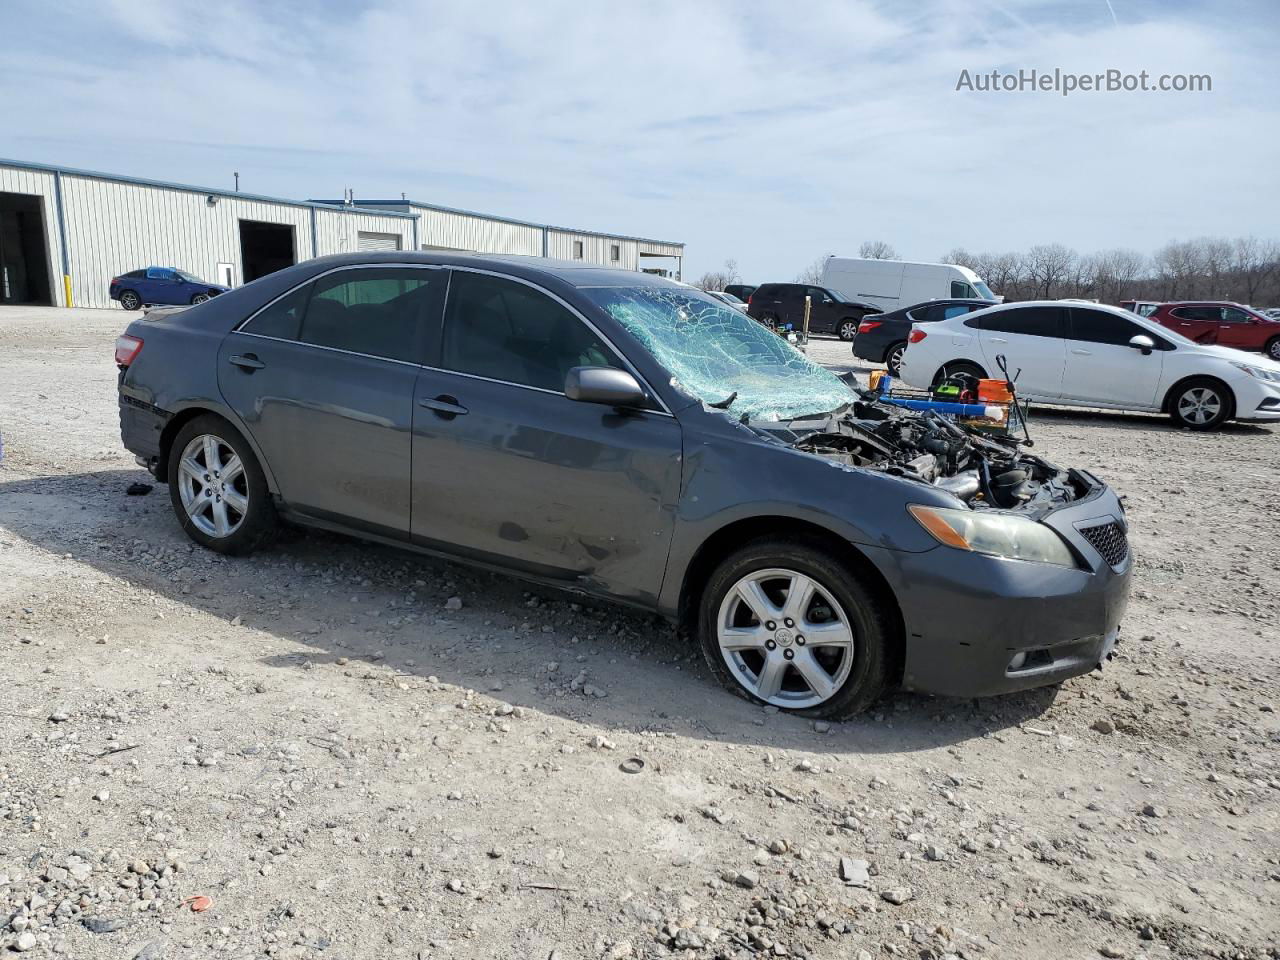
[117,253,1131,717]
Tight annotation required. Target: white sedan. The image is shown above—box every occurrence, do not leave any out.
[707,290,750,312]
[898,300,1280,430]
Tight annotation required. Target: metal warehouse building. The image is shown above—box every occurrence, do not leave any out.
[0,158,684,310]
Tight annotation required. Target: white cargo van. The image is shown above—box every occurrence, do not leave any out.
[821,257,999,311]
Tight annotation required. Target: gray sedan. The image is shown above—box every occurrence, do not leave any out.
[116,252,1131,718]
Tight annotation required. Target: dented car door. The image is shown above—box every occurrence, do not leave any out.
[409,270,682,606]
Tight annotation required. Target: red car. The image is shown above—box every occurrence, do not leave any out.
[1147,301,1280,361]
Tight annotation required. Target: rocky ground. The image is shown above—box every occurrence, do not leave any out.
[1,306,1277,960]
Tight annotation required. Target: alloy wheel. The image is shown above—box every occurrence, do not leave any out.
[1177,386,1222,425]
[1268,340,1280,361]
[192,293,210,305]
[888,344,905,376]
[840,321,857,340]
[176,434,249,538]
[716,567,855,709]
[121,292,140,310]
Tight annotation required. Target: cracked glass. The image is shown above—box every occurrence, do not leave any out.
[583,286,854,421]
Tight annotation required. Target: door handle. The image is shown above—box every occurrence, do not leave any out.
[989,337,1008,343]
[419,395,469,418]
[1071,348,1091,356]
[228,354,265,370]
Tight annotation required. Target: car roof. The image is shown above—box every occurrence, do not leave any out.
[294,250,676,289]
[959,300,1136,321]
[1158,300,1251,308]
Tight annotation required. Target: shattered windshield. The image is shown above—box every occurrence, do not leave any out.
[583,286,854,421]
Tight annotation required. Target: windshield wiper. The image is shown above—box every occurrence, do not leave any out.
[708,392,738,410]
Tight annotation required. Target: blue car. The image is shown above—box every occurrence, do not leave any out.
[110,266,229,310]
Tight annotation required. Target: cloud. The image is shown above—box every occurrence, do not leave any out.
[1,0,1276,279]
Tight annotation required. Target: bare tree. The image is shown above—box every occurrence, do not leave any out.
[795,255,831,284]
[1024,244,1077,299]
[939,248,979,271]
[1231,237,1279,305]
[858,240,898,260]
[692,258,743,292]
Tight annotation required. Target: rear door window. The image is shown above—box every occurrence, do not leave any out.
[298,268,441,363]
[975,306,1065,338]
[1069,308,1144,346]
[242,284,311,340]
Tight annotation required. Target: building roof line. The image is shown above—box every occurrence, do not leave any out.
[0,157,419,219]
[310,199,683,250]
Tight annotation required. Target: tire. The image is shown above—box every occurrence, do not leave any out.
[1266,337,1280,362]
[697,537,893,719]
[167,414,277,555]
[761,314,778,332]
[838,319,858,341]
[1168,377,1234,431]
[119,290,142,311]
[886,342,907,377]
[191,293,211,305]
[931,360,986,387]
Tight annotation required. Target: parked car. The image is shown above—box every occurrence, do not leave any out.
[116,252,1132,717]
[852,299,991,375]
[1263,308,1280,322]
[110,267,229,311]
[747,282,881,339]
[1145,302,1280,361]
[723,284,756,302]
[897,300,1280,430]
[822,257,999,312]
[707,290,749,312]
[1118,300,1161,317]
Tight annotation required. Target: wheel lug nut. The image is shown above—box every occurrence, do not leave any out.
[783,649,794,661]
[784,618,794,628]
[765,640,776,650]
[766,621,776,631]
[796,636,805,645]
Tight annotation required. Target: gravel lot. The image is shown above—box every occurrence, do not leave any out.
[2,306,1277,960]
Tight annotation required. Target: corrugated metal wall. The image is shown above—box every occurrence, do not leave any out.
[416,207,542,255]
[0,165,63,304]
[314,208,414,257]
[59,175,314,308]
[546,230,639,269]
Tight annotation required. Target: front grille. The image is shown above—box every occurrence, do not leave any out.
[1079,521,1128,567]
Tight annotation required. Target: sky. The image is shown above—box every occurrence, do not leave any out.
[2,0,1277,280]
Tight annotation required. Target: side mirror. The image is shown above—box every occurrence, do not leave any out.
[1128,334,1155,355]
[564,366,647,408]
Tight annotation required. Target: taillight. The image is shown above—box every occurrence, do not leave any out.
[908,329,928,344]
[747,294,753,304]
[110,277,120,286]
[115,334,143,367]
[858,320,882,334]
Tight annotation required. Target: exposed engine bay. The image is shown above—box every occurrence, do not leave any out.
[756,395,1092,515]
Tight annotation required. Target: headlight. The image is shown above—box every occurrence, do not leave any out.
[908,504,1076,566]
[1230,361,1280,383]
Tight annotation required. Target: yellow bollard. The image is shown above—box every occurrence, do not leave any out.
[63,275,73,308]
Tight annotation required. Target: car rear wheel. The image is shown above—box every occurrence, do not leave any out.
[119,290,141,311]
[761,314,778,332]
[191,293,211,305]
[697,538,892,718]
[931,360,986,386]
[886,342,907,377]
[1266,337,1280,362]
[167,414,277,555]
[838,320,858,341]
[1169,378,1233,430]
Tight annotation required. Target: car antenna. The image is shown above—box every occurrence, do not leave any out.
[995,354,1034,447]
[708,391,738,410]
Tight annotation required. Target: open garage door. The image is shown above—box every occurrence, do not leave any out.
[0,192,54,305]
[239,220,296,284]
[357,231,401,251]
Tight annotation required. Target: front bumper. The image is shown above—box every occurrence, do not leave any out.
[863,484,1132,698]
[1231,377,1280,421]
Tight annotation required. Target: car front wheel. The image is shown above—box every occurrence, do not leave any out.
[167,414,277,554]
[697,538,892,718]
[1169,378,1233,430]
[191,293,211,305]
[886,342,907,377]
